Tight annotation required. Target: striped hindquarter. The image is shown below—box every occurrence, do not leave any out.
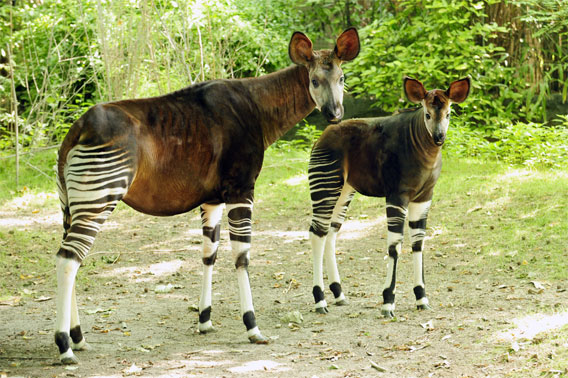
[308,148,354,313]
[55,144,134,364]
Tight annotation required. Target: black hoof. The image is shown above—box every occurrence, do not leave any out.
[381,310,395,319]
[334,299,349,306]
[315,306,329,314]
[249,333,269,344]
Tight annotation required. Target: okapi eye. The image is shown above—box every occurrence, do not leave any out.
[425,113,431,120]
[446,113,450,119]
[311,79,319,88]
[339,76,345,84]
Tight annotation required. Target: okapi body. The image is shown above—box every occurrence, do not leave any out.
[308,77,470,317]
[54,28,360,364]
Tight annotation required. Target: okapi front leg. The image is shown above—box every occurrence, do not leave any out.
[198,203,224,334]
[381,201,408,318]
[226,201,268,344]
[408,201,432,311]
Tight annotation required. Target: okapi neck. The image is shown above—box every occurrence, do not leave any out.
[249,65,315,149]
[410,108,442,167]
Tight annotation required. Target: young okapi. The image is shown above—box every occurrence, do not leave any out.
[308,76,470,317]
[54,28,360,364]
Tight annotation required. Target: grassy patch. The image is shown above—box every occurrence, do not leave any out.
[435,158,568,281]
[0,149,58,203]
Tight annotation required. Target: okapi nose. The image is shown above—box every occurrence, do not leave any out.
[323,104,344,124]
[433,132,446,146]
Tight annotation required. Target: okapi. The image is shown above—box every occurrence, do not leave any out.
[307,76,470,317]
[54,28,360,364]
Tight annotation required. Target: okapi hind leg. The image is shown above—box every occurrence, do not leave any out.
[408,201,433,311]
[308,147,344,314]
[55,255,81,364]
[324,184,355,307]
[55,143,133,363]
[70,285,90,351]
[381,199,408,318]
[226,200,268,344]
[198,202,224,334]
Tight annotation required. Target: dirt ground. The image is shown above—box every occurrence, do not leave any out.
[1,197,567,378]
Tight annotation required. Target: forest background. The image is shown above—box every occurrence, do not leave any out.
[0,0,567,190]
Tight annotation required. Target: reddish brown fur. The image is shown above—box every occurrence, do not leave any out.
[58,29,360,216]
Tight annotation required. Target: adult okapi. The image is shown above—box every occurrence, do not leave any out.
[54,28,360,364]
[307,76,470,317]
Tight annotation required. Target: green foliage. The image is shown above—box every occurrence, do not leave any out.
[346,0,568,128]
[444,118,568,168]
[274,121,322,151]
[346,0,511,127]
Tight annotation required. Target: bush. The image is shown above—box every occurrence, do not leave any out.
[445,118,568,168]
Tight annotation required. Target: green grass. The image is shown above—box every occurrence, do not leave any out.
[0,149,58,202]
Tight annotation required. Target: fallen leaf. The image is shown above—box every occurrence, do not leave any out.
[85,307,112,315]
[0,296,21,306]
[466,205,482,214]
[154,284,174,293]
[530,281,545,290]
[280,311,303,324]
[420,320,435,331]
[123,363,143,376]
[34,296,52,302]
[272,272,285,280]
[370,360,387,372]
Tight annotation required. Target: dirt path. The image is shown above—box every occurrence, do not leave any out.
[1,201,567,377]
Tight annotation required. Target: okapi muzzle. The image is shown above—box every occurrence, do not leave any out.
[289,27,360,124]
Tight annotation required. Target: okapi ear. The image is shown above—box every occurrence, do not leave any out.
[334,27,360,62]
[289,31,314,66]
[446,77,471,104]
[404,76,427,103]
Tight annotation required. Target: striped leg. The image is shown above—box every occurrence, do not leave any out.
[408,201,432,311]
[198,203,224,333]
[55,144,132,364]
[308,148,343,313]
[381,198,408,318]
[325,184,355,306]
[226,200,267,343]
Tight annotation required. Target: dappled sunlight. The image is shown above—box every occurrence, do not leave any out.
[482,195,512,212]
[339,216,386,240]
[284,174,307,186]
[228,359,290,373]
[496,311,568,342]
[3,190,58,211]
[496,167,568,185]
[257,229,307,242]
[86,353,289,377]
[100,259,191,282]
[0,211,61,228]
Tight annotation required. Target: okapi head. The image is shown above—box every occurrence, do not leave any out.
[404,76,471,146]
[289,28,360,124]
